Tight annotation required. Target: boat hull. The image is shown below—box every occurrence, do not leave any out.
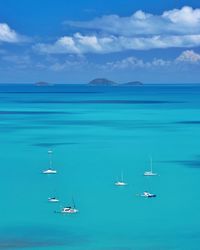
[115,182,127,186]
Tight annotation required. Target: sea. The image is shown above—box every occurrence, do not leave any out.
[0,83,200,250]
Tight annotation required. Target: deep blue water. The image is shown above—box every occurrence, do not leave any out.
[0,83,200,250]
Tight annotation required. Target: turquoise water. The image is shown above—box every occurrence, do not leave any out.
[0,84,200,249]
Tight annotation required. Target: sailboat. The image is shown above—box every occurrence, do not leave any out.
[141,191,157,198]
[60,198,78,214]
[144,157,157,176]
[115,171,127,186]
[42,149,57,174]
[48,197,59,203]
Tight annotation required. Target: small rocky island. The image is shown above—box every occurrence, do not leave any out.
[88,78,143,86]
[88,78,117,86]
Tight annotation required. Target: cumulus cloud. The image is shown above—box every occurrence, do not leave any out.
[0,23,26,43]
[176,50,200,63]
[65,6,200,36]
[163,6,200,27]
[34,33,110,54]
[34,33,200,54]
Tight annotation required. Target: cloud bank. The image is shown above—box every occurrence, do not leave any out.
[38,50,200,73]
[34,6,200,54]
[65,6,200,36]
[34,33,200,54]
[104,50,200,70]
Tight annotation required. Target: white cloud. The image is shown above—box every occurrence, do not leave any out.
[100,50,200,71]
[0,23,26,43]
[34,6,199,54]
[3,49,199,73]
[34,6,200,54]
[151,58,171,67]
[37,54,88,72]
[102,57,172,71]
[176,50,200,63]
[103,57,145,70]
[163,6,200,26]
[49,58,88,71]
[34,33,200,54]
[47,56,173,72]
[64,6,200,36]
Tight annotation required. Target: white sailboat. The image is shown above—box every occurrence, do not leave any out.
[144,157,157,176]
[42,149,57,174]
[60,198,78,214]
[115,171,127,186]
[48,197,59,203]
[141,191,156,198]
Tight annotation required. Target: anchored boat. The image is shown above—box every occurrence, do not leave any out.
[42,149,57,174]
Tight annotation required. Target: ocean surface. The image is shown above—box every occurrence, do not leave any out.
[0,83,200,250]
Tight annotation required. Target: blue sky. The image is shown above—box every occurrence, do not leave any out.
[0,0,200,83]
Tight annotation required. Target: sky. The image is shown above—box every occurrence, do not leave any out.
[0,0,200,84]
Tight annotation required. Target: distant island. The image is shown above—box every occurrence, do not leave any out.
[88,78,117,86]
[88,78,143,86]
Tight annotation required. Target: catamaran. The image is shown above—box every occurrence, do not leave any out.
[61,206,78,214]
[144,157,157,176]
[115,171,127,186]
[42,149,57,174]
[60,198,78,214]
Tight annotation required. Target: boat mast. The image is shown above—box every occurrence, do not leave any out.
[48,149,53,169]
[121,171,124,182]
[72,197,76,209]
[150,156,153,173]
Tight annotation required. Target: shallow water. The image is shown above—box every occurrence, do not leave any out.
[0,84,200,250]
